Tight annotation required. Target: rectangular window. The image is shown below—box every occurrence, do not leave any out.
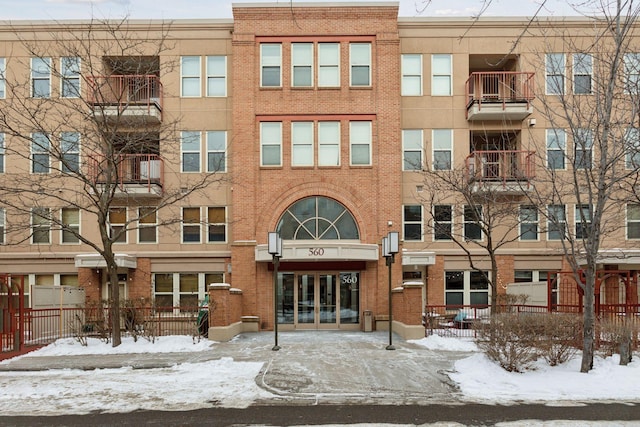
[181,56,201,97]
[109,208,127,243]
[0,58,6,98]
[403,205,423,241]
[574,128,593,169]
[547,128,566,170]
[573,53,592,95]
[179,273,199,312]
[31,133,50,174]
[154,273,174,310]
[519,205,538,240]
[349,121,371,166]
[206,56,226,97]
[0,208,5,244]
[291,122,314,166]
[206,131,226,172]
[138,207,157,243]
[292,43,313,87]
[402,54,422,96]
[626,128,640,169]
[627,204,640,239]
[318,121,340,166]
[261,44,282,87]
[0,133,4,173]
[624,53,640,94]
[433,129,452,170]
[32,207,51,244]
[402,129,423,171]
[434,205,452,241]
[547,204,566,241]
[431,54,452,96]
[61,132,80,173]
[350,43,371,86]
[445,271,489,307]
[153,272,223,313]
[31,57,51,98]
[575,204,591,239]
[546,53,565,95]
[207,207,226,243]
[181,131,201,172]
[260,122,282,166]
[61,57,80,98]
[182,207,201,243]
[318,43,339,87]
[464,205,482,241]
[61,208,80,244]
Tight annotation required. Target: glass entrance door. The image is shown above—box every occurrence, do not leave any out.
[297,274,337,328]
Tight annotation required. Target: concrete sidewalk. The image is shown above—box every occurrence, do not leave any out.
[0,331,472,405]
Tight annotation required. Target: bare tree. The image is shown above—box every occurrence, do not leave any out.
[0,18,226,346]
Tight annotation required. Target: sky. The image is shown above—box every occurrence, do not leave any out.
[0,0,585,21]
[0,334,638,422]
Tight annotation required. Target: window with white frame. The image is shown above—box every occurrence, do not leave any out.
[207,207,226,242]
[0,208,5,244]
[109,207,126,243]
[261,44,282,87]
[181,131,201,172]
[318,43,339,87]
[206,131,226,172]
[624,53,640,94]
[291,122,313,166]
[514,270,551,283]
[61,208,79,244]
[434,205,452,240]
[31,132,50,174]
[206,56,226,97]
[546,53,565,95]
[575,204,591,239]
[403,205,422,241]
[464,205,482,241]
[260,122,282,166]
[0,58,5,98]
[402,129,423,171]
[401,54,422,96]
[445,270,489,307]
[154,272,224,313]
[547,204,566,240]
[547,128,566,170]
[574,128,593,169]
[138,207,157,243]
[350,43,371,86]
[292,43,313,87]
[625,128,640,169]
[182,207,201,243]
[61,57,80,98]
[31,57,51,98]
[431,54,452,96]
[349,121,371,166]
[519,205,538,240]
[181,56,201,97]
[31,207,51,244]
[432,129,452,170]
[61,132,80,173]
[318,121,340,166]
[573,53,592,95]
[627,204,640,239]
[0,133,4,173]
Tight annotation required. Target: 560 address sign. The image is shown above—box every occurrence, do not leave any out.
[308,248,325,256]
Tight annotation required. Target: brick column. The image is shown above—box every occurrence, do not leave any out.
[209,284,231,327]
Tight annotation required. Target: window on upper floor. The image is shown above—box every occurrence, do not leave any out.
[61,57,81,98]
[573,53,592,95]
[109,207,127,243]
[292,43,313,87]
[138,207,157,244]
[624,53,640,94]
[31,57,51,98]
[350,43,371,87]
[31,207,51,244]
[31,132,50,174]
[260,121,282,166]
[546,53,565,95]
[0,208,4,245]
[206,56,226,97]
[464,205,482,241]
[61,132,80,174]
[627,204,640,239]
[434,205,453,241]
[575,204,591,240]
[519,205,539,241]
[181,131,201,172]
[207,206,226,243]
[0,58,5,98]
[182,207,201,243]
[547,128,566,170]
[0,133,4,173]
[402,129,423,171]
[626,127,640,169]
[61,207,80,244]
[431,54,451,96]
[574,128,593,170]
[292,121,314,166]
[261,44,282,87]
[547,204,566,241]
[402,54,422,96]
[349,121,372,165]
[318,121,340,166]
[181,56,201,97]
[403,205,423,241]
[318,43,340,87]
[432,129,452,170]
[206,131,226,172]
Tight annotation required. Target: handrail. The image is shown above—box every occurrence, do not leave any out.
[86,74,163,119]
[465,71,535,116]
[88,153,164,193]
[465,150,536,188]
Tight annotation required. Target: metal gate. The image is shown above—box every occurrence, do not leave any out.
[1,275,25,353]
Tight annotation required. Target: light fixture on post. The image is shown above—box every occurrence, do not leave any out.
[382,231,399,350]
[267,231,283,351]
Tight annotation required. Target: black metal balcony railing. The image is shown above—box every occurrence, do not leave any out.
[88,153,164,194]
[87,75,163,119]
[465,150,535,189]
[465,71,535,118]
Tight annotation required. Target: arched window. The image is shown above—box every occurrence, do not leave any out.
[277,196,359,240]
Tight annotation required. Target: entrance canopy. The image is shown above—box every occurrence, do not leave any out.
[255,241,378,262]
[74,253,137,269]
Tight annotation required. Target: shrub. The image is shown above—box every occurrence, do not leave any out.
[598,317,639,365]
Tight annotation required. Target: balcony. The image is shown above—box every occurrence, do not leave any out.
[465,150,535,195]
[89,154,164,198]
[87,75,163,123]
[465,72,534,121]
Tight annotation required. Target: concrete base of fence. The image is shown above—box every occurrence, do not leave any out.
[208,316,260,342]
[375,318,426,340]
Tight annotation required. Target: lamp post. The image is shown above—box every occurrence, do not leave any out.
[268,231,283,351]
[382,231,399,350]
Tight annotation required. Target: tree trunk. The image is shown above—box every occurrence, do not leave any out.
[108,263,122,347]
[580,276,595,373]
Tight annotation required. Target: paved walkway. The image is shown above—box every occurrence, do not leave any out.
[0,331,472,405]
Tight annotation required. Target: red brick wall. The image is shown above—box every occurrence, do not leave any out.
[78,267,100,304]
[128,258,152,301]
